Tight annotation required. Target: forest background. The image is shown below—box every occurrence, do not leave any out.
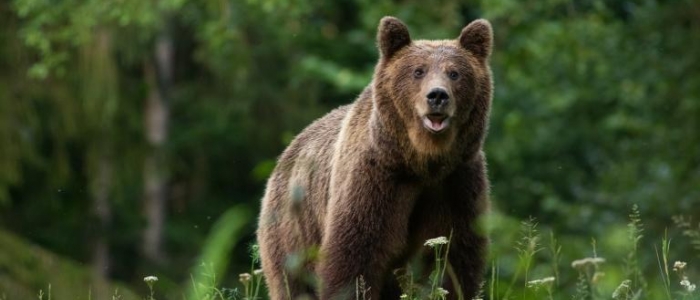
[0,0,698,299]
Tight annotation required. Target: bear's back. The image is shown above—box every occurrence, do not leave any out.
[259,104,352,248]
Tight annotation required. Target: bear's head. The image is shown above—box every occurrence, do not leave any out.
[372,17,493,158]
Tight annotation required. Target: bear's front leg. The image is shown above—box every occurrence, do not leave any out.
[442,156,489,299]
[318,167,417,300]
[443,225,488,299]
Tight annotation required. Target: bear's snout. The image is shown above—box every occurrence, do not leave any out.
[426,87,450,111]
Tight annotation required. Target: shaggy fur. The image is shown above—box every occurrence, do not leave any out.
[257,16,494,300]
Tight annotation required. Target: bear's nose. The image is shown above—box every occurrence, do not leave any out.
[426,87,449,110]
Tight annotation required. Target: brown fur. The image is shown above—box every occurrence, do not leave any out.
[257,16,494,300]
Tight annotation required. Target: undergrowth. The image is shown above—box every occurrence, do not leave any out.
[21,206,700,300]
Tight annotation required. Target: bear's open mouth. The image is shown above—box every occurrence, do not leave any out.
[422,113,450,133]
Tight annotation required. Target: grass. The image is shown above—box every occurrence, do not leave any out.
[218,205,696,300]
[6,206,700,300]
[0,229,139,299]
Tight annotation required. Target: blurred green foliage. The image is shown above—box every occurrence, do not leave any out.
[0,229,139,299]
[0,0,698,298]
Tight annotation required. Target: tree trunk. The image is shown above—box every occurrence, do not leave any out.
[142,26,173,263]
[91,152,112,295]
[85,28,117,297]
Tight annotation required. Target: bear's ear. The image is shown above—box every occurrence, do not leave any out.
[377,16,411,60]
[458,19,493,60]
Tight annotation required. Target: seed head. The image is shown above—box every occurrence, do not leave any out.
[612,279,631,299]
[239,273,252,284]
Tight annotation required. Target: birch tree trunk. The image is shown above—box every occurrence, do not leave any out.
[84,28,118,297]
[91,152,112,295]
[142,25,173,263]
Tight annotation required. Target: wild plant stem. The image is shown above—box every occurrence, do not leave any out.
[440,230,454,284]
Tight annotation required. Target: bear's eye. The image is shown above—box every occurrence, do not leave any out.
[413,68,425,79]
[448,71,460,80]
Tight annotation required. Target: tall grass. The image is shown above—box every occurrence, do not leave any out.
[21,206,700,300]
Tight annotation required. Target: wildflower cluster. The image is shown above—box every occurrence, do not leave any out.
[424,236,449,248]
[674,261,687,271]
[143,276,158,300]
[239,269,264,299]
[143,276,158,284]
[680,278,696,293]
[571,255,606,300]
[526,276,555,290]
[425,235,451,300]
[571,257,606,269]
[674,261,696,294]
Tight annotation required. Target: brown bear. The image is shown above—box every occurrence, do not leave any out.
[257,16,493,300]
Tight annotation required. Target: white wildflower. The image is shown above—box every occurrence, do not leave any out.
[143,276,158,284]
[681,276,696,293]
[253,269,263,276]
[239,273,252,283]
[436,288,449,296]
[399,294,408,299]
[526,276,555,287]
[424,236,449,247]
[571,257,606,269]
[674,261,687,271]
[526,277,555,290]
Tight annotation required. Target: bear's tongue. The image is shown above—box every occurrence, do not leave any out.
[423,115,448,132]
